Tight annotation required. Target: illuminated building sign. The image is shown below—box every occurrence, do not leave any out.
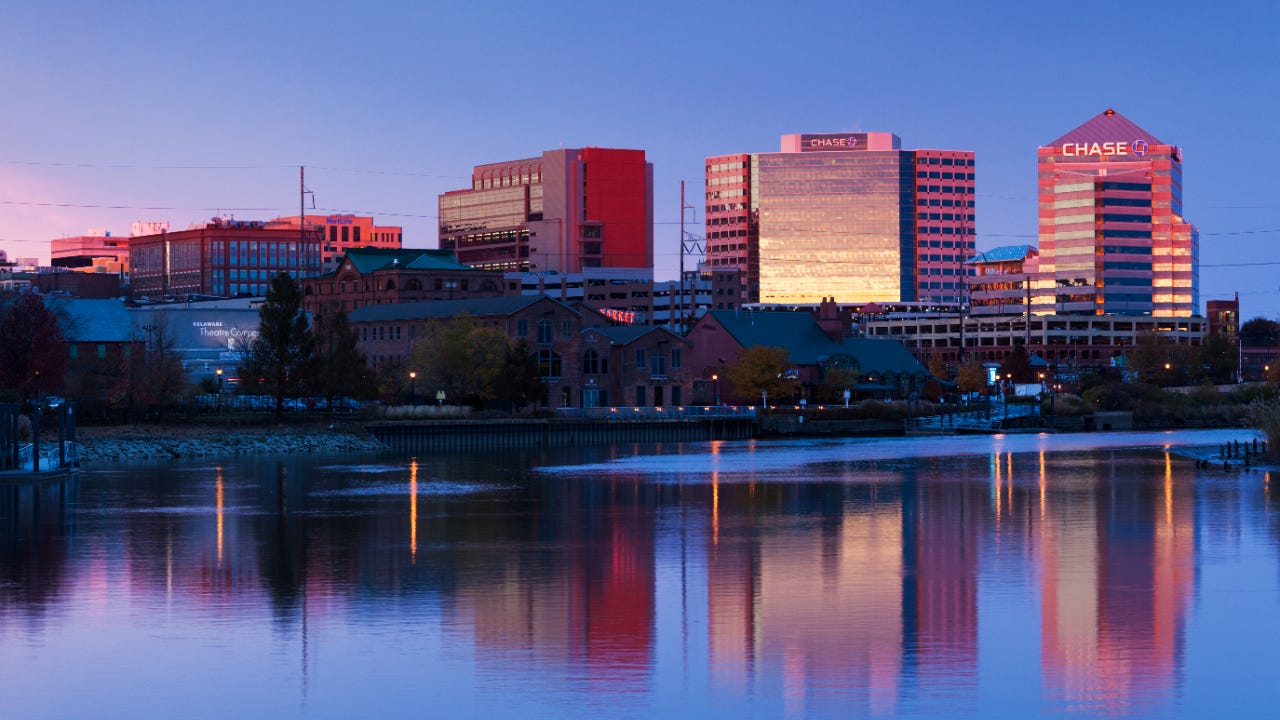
[1059,139,1153,157]
[799,133,869,152]
[324,216,355,225]
[601,307,638,324]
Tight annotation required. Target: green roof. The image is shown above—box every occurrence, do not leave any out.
[835,338,929,377]
[705,309,929,377]
[348,294,575,323]
[966,245,1036,264]
[706,310,842,365]
[587,325,687,346]
[336,247,476,275]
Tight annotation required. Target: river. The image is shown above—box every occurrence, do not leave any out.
[2,428,1277,719]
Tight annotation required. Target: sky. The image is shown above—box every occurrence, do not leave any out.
[3,1,1279,317]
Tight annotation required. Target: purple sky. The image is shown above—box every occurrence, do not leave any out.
[3,2,1279,317]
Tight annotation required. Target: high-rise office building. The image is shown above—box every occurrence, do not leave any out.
[1035,109,1198,317]
[706,133,975,305]
[439,148,653,274]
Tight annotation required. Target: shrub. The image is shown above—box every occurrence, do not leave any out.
[1247,396,1280,448]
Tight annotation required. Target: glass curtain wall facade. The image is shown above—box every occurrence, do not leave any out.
[756,151,915,304]
[705,134,975,306]
[1035,109,1198,317]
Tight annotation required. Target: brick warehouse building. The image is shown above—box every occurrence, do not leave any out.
[348,295,692,408]
[301,247,508,319]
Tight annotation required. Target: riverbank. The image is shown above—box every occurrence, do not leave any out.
[72,422,386,465]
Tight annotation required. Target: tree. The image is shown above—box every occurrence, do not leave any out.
[819,364,858,404]
[1127,331,1176,386]
[408,314,510,406]
[997,344,1035,383]
[722,346,796,405]
[311,303,373,409]
[0,293,67,405]
[492,339,545,412]
[134,314,187,419]
[1240,317,1280,348]
[956,362,988,400]
[239,273,315,416]
[1194,330,1239,385]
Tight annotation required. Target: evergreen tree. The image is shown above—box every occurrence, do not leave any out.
[493,339,544,412]
[239,273,315,416]
[311,302,373,409]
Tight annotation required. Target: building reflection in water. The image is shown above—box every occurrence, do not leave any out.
[0,443,1205,713]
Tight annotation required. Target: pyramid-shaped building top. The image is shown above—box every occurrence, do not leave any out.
[1047,108,1164,148]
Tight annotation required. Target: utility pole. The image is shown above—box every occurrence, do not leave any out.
[677,181,703,334]
[300,166,315,276]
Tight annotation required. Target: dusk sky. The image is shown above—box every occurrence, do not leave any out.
[4,1,1279,316]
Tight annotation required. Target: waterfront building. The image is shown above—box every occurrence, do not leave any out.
[350,294,691,409]
[439,147,653,274]
[129,217,323,300]
[505,263,739,332]
[267,214,402,274]
[686,300,932,404]
[706,133,975,306]
[300,247,507,319]
[1035,109,1198,317]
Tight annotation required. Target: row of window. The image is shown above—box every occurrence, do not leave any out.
[919,199,975,208]
[916,184,972,195]
[916,171,975,181]
[920,157,974,167]
[917,212,975,222]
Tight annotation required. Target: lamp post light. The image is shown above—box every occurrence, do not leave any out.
[216,368,223,413]
[409,370,417,405]
[711,373,720,405]
[436,390,446,407]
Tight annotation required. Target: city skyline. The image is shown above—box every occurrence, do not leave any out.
[3,2,1279,316]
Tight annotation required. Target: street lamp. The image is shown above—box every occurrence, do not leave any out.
[436,390,446,406]
[409,370,417,405]
[216,368,223,413]
[711,373,720,405]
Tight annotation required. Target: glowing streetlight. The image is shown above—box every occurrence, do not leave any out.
[409,370,417,405]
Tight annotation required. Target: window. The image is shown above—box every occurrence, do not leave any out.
[635,348,646,368]
[671,348,682,369]
[517,320,528,338]
[537,320,554,344]
[97,344,106,359]
[537,350,562,378]
[651,354,666,378]
[635,385,646,406]
[562,320,573,338]
[583,349,602,374]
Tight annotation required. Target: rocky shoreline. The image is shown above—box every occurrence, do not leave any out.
[72,425,387,466]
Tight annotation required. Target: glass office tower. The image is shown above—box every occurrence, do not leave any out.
[706,133,975,306]
[1035,109,1199,317]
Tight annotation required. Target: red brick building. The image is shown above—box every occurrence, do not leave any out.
[301,247,509,319]
[349,295,691,408]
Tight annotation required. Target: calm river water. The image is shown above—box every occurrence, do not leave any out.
[3,429,1279,719]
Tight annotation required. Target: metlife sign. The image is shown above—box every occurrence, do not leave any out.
[798,133,870,152]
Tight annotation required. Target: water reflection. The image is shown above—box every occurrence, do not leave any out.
[0,432,1274,718]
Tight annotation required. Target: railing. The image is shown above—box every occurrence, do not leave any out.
[906,402,1038,433]
[16,441,79,472]
[555,405,756,420]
